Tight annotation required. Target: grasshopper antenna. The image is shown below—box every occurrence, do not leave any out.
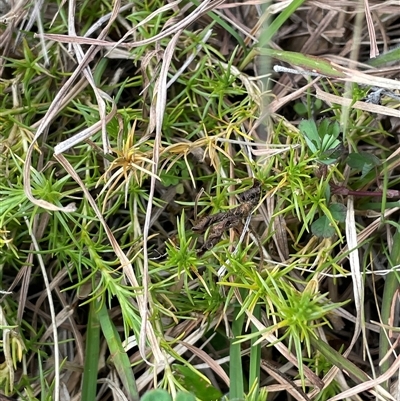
[194,187,204,222]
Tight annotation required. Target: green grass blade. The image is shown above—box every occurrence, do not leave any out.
[379,226,400,389]
[241,0,307,69]
[258,49,347,78]
[229,298,246,399]
[367,47,400,67]
[259,0,308,46]
[310,336,370,384]
[81,300,101,401]
[249,304,261,393]
[191,0,246,53]
[98,301,139,401]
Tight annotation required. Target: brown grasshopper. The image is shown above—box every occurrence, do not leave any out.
[192,180,261,255]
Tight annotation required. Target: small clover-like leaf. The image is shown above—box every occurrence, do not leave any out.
[329,203,347,223]
[176,393,197,401]
[311,216,336,238]
[346,152,380,178]
[294,102,308,116]
[141,389,172,401]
